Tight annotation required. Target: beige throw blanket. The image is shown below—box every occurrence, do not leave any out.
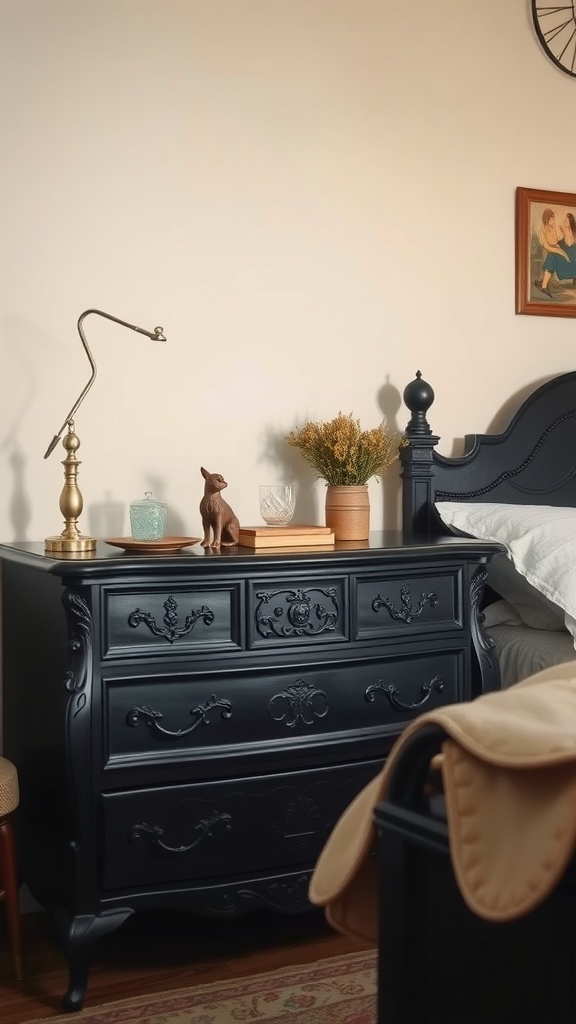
[309,661,576,944]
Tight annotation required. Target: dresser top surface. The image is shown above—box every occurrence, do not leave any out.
[0,532,505,581]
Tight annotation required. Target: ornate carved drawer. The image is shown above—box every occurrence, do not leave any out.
[355,566,463,639]
[246,574,348,649]
[100,759,382,890]
[101,582,243,659]
[103,647,465,767]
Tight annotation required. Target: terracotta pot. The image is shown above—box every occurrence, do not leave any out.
[325,485,370,541]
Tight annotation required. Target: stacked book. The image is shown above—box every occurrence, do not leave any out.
[237,525,335,549]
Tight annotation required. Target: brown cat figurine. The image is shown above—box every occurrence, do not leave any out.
[199,467,240,548]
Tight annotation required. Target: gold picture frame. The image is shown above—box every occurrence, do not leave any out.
[516,186,576,318]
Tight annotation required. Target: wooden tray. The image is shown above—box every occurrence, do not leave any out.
[104,537,201,555]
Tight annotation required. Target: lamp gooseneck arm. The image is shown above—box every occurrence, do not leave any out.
[43,308,166,459]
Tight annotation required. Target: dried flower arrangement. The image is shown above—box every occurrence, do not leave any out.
[285,412,407,486]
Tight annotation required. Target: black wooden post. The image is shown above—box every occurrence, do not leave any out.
[400,371,440,536]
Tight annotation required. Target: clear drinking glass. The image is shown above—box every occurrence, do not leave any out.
[259,485,296,526]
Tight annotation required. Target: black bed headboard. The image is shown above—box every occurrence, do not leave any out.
[400,370,576,537]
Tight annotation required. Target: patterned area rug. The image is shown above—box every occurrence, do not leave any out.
[27,950,377,1024]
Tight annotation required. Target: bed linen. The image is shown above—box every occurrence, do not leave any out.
[482,596,575,687]
[435,501,576,647]
[488,623,576,689]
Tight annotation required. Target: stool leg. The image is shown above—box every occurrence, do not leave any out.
[0,815,24,981]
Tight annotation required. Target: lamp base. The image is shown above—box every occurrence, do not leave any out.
[45,534,97,554]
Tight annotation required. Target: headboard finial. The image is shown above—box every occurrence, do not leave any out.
[403,371,435,437]
[400,372,440,536]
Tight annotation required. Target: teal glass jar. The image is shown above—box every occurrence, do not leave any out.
[129,492,167,541]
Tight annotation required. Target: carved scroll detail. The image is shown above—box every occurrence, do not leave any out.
[205,874,312,913]
[268,681,329,727]
[470,566,501,694]
[62,588,93,855]
[271,795,321,845]
[255,587,339,638]
[471,569,495,652]
[63,589,92,700]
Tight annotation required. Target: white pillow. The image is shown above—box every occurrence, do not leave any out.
[481,598,524,629]
[435,502,576,648]
[488,553,566,631]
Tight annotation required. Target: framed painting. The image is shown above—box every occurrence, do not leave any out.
[516,186,576,318]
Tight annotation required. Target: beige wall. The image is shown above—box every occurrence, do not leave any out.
[1,0,575,543]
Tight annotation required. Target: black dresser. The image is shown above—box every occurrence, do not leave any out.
[0,532,502,1009]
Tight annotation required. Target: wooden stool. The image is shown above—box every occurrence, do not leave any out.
[0,757,24,981]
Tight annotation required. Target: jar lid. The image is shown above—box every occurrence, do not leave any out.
[130,491,166,510]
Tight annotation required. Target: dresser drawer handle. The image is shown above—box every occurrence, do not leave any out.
[372,582,438,623]
[128,596,215,643]
[126,695,233,737]
[365,674,445,712]
[129,812,233,853]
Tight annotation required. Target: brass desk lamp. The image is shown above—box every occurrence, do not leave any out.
[44,308,166,554]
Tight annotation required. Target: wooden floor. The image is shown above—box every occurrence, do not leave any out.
[0,906,369,1024]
